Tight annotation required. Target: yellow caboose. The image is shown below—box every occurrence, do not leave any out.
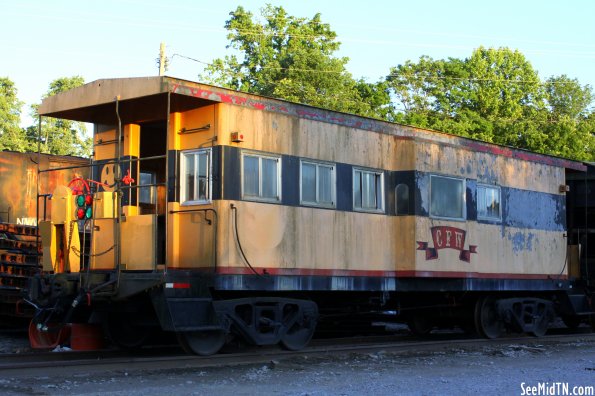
[29,76,594,354]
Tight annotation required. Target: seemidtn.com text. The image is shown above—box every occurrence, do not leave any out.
[521,382,595,396]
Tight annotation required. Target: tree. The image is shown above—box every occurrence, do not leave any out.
[201,5,392,119]
[30,76,91,157]
[542,75,594,161]
[0,77,29,151]
[387,47,594,161]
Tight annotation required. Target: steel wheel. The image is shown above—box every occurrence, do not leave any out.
[177,330,226,356]
[279,304,317,351]
[408,315,434,336]
[529,303,551,337]
[105,313,151,349]
[562,315,582,330]
[280,322,316,351]
[474,297,504,339]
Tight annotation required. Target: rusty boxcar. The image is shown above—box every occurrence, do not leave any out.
[0,151,88,320]
[27,77,594,353]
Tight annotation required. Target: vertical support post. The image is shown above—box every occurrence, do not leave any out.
[36,116,42,259]
[159,42,166,76]
[164,90,171,273]
[114,97,123,290]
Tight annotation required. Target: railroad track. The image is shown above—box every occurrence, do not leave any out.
[0,330,593,379]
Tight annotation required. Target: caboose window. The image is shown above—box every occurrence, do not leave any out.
[477,184,501,221]
[242,152,281,201]
[353,168,384,212]
[300,160,336,208]
[180,148,211,205]
[430,175,465,220]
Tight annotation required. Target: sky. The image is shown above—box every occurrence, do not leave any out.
[2,0,595,127]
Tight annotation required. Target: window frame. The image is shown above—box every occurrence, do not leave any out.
[352,167,385,213]
[241,151,282,202]
[429,174,466,221]
[179,148,212,206]
[139,171,156,205]
[299,159,336,208]
[476,183,502,222]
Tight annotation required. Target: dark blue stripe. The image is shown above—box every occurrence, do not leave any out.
[211,146,222,201]
[503,188,565,231]
[336,163,353,212]
[222,146,241,201]
[167,150,179,202]
[281,155,299,207]
[211,274,565,292]
[168,145,566,232]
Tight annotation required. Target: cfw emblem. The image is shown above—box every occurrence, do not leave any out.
[417,226,478,262]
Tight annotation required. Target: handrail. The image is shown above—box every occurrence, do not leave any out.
[38,154,168,173]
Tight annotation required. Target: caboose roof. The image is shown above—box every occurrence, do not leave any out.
[39,76,587,172]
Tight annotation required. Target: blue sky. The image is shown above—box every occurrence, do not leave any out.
[3,0,595,126]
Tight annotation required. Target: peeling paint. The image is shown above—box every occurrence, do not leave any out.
[416,173,430,215]
[508,231,537,254]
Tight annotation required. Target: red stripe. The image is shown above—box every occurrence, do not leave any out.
[166,266,566,280]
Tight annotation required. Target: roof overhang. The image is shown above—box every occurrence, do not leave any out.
[38,76,216,125]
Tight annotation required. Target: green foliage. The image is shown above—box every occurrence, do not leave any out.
[33,76,91,157]
[202,5,592,161]
[387,47,594,161]
[201,5,392,119]
[0,77,30,152]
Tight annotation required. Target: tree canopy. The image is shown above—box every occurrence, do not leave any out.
[0,76,91,157]
[201,6,593,161]
[0,77,29,151]
[387,47,594,161]
[200,5,391,119]
[30,76,92,157]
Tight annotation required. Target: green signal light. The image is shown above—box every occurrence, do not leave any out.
[85,207,93,219]
[76,194,86,207]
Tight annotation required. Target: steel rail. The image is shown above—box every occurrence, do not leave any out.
[0,331,593,378]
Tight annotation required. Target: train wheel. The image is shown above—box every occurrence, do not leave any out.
[279,303,317,351]
[177,330,226,356]
[105,313,150,349]
[528,302,552,337]
[408,315,434,336]
[474,297,504,339]
[561,315,582,330]
[280,321,316,351]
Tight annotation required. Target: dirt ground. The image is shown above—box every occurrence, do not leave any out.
[0,333,593,396]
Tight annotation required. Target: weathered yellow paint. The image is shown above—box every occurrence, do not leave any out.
[214,200,413,272]
[90,218,116,270]
[95,127,117,160]
[122,206,138,217]
[42,185,81,273]
[414,217,566,276]
[178,105,217,151]
[121,214,156,270]
[217,105,416,171]
[415,141,566,194]
[168,112,182,150]
[50,185,73,224]
[123,124,140,158]
[177,208,215,269]
[38,221,55,272]
[167,201,180,267]
[166,201,216,269]
[93,192,116,219]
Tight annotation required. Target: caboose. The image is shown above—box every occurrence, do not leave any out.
[28,76,594,354]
